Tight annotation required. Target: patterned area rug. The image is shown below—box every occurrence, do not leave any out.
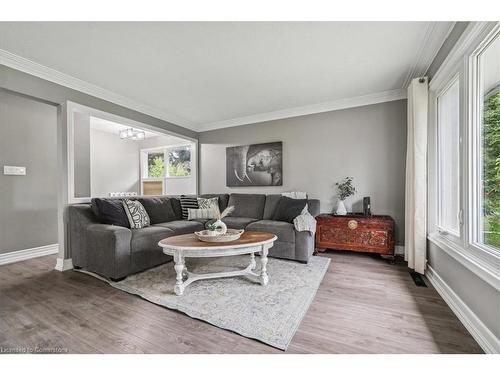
[86,255,330,350]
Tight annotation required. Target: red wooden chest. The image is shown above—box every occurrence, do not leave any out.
[315,214,395,258]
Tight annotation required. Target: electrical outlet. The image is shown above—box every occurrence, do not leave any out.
[3,166,26,176]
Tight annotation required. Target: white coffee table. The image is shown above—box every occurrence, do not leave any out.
[158,231,277,295]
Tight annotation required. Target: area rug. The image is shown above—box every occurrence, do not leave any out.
[81,255,330,350]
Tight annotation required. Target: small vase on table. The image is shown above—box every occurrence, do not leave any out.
[336,200,347,215]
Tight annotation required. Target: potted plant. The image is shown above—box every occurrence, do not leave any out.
[335,177,356,215]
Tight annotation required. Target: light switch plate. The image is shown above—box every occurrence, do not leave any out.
[4,166,26,176]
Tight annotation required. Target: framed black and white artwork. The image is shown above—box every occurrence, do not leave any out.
[226,142,283,187]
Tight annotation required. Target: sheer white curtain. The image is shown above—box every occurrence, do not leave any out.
[405,77,428,274]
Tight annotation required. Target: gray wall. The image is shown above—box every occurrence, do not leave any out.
[199,99,407,245]
[90,129,141,197]
[0,89,58,253]
[427,243,500,340]
[73,112,91,197]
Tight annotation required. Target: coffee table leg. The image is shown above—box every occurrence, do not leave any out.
[250,252,256,270]
[173,252,185,296]
[260,246,269,286]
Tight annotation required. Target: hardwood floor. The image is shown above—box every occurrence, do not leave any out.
[0,252,483,354]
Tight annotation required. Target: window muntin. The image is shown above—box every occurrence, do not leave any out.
[437,77,461,236]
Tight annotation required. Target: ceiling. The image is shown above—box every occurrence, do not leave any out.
[90,116,159,138]
[0,22,454,131]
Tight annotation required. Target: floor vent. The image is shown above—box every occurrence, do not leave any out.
[410,271,427,287]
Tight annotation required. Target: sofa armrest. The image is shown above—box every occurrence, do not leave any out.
[86,224,132,280]
[68,204,100,268]
[308,199,320,217]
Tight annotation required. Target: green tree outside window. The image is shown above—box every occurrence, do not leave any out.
[148,153,165,178]
[483,90,500,248]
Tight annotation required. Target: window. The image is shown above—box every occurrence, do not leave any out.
[475,32,500,251]
[167,146,191,177]
[140,144,192,195]
[429,23,500,289]
[437,77,461,236]
[147,152,165,178]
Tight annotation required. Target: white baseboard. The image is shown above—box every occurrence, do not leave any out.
[0,244,59,266]
[395,245,405,255]
[55,257,74,272]
[426,265,500,354]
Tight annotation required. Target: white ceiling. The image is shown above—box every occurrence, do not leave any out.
[90,116,159,138]
[0,22,454,131]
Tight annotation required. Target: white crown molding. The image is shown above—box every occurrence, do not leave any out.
[55,257,74,272]
[402,21,456,88]
[0,244,59,266]
[0,49,197,131]
[197,88,407,132]
[426,266,500,354]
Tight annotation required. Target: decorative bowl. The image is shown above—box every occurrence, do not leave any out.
[194,229,244,243]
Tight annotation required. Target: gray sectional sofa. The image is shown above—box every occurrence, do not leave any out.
[68,193,319,280]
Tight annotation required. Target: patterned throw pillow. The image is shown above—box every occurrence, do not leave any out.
[180,196,199,220]
[187,208,216,220]
[122,199,150,229]
[197,197,219,210]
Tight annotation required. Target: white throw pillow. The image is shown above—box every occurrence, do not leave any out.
[122,199,150,229]
[187,208,216,220]
[197,197,219,210]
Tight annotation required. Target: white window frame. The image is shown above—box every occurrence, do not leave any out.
[140,143,194,195]
[435,73,462,241]
[428,22,500,291]
[468,26,500,259]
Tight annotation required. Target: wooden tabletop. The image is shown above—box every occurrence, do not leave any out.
[158,230,277,251]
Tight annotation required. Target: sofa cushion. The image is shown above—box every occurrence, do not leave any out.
[169,197,183,220]
[130,226,174,253]
[91,198,130,228]
[246,220,295,243]
[263,194,282,220]
[227,193,266,219]
[273,196,307,223]
[155,220,204,235]
[200,194,229,211]
[222,217,259,229]
[137,197,177,224]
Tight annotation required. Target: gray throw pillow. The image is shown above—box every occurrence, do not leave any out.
[272,197,307,223]
[92,198,130,228]
[138,197,176,224]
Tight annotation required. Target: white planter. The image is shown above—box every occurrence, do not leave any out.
[213,219,227,234]
[336,200,347,215]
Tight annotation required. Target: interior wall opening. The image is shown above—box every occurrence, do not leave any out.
[68,102,197,201]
